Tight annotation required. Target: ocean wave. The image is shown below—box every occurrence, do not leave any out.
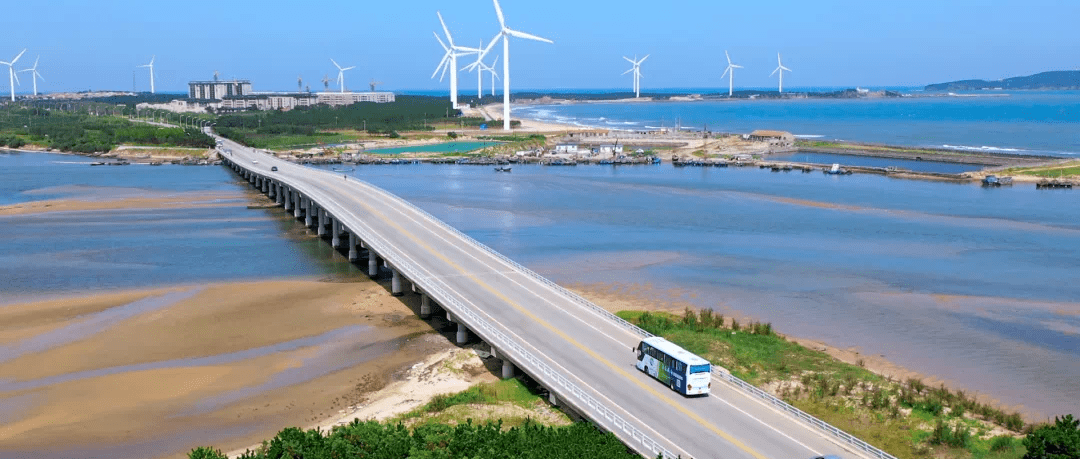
[941,144,1024,153]
[794,135,825,139]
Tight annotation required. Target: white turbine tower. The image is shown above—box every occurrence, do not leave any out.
[721,50,742,97]
[1,49,26,101]
[19,56,44,96]
[138,56,156,94]
[770,53,792,93]
[465,43,501,98]
[331,59,355,93]
[622,54,649,98]
[486,0,554,131]
[432,12,480,109]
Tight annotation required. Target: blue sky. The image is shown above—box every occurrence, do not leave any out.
[5,0,1079,94]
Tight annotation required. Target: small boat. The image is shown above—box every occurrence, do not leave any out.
[332,167,356,172]
[90,162,106,166]
[823,163,852,175]
[982,175,1002,187]
[494,166,512,172]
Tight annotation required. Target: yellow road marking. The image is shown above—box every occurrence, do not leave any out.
[331,180,769,459]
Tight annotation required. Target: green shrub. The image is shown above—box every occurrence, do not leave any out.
[188,446,228,459]
[989,435,1016,452]
[1023,414,1080,459]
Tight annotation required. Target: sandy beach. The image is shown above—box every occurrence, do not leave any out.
[0,279,455,459]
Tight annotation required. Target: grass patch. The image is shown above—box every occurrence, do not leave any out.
[618,308,1030,459]
[398,378,544,421]
[1000,161,1080,178]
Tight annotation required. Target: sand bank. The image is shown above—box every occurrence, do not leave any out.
[0,278,455,459]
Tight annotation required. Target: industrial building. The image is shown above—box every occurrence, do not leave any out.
[188,80,253,100]
[186,77,394,112]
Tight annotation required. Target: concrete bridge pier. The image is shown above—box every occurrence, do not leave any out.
[501,359,515,379]
[293,194,302,218]
[269,183,277,201]
[317,208,327,236]
[284,188,293,211]
[420,294,431,318]
[262,178,269,194]
[304,199,313,227]
[456,322,469,345]
[548,392,559,407]
[368,255,379,278]
[390,268,403,296]
[348,233,358,261]
[331,220,341,248]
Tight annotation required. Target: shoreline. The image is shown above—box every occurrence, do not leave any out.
[568,282,1048,422]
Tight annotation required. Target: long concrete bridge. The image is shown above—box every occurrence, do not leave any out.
[215,131,896,459]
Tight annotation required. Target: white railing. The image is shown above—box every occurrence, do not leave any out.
[230,156,897,459]
[362,183,899,459]
[225,158,677,459]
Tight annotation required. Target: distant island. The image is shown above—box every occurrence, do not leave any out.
[925,70,1080,91]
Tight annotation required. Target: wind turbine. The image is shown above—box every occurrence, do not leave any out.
[138,56,156,94]
[622,54,649,98]
[322,74,330,91]
[721,50,742,97]
[432,11,480,109]
[19,56,44,96]
[1,49,26,101]
[482,56,500,96]
[770,53,792,93]
[297,75,303,92]
[486,0,554,130]
[331,59,355,93]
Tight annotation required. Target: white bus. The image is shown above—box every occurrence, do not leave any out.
[634,336,712,396]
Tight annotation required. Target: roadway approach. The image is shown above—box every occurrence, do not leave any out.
[214,131,892,459]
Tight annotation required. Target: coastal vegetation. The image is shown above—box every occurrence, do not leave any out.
[1000,161,1080,179]
[0,105,214,153]
[618,309,1043,459]
[188,378,628,459]
[213,96,485,149]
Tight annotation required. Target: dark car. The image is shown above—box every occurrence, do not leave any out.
[271,166,278,171]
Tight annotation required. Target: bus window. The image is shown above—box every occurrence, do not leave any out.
[690,364,711,374]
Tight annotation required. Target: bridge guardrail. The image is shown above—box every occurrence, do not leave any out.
[225,158,677,459]
[364,184,898,459]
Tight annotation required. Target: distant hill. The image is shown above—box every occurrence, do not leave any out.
[925,70,1080,91]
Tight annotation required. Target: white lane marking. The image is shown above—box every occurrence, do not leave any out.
[268,169,695,459]
[710,392,821,456]
[228,144,847,459]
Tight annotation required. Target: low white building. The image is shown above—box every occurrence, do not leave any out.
[316,92,396,106]
[554,144,579,153]
[598,144,624,155]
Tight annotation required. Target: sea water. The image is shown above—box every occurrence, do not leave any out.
[334,162,1080,419]
[0,151,361,298]
[515,91,1080,157]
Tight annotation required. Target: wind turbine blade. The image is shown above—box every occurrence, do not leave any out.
[770,67,780,77]
[492,55,499,66]
[432,53,450,79]
[149,55,154,66]
[35,71,44,82]
[622,68,635,75]
[343,66,356,71]
[781,65,791,71]
[331,58,342,70]
[437,11,455,47]
[479,34,502,60]
[506,29,553,44]
[731,64,743,69]
[433,32,450,52]
[725,50,731,65]
[12,71,19,86]
[778,53,782,65]
[639,54,650,64]
[493,0,506,29]
[721,67,730,78]
[440,57,450,81]
[623,56,635,64]
[11,49,26,65]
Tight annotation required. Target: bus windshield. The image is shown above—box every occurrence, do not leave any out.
[689,364,711,374]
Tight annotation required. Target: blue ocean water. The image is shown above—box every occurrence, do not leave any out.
[331,162,1080,419]
[515,91,1080,157]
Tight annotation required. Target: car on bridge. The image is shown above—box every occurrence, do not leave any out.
[271,166,278,171]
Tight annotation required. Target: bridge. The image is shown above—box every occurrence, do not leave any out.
[214,131,896,459]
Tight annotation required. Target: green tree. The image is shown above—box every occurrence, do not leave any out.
[1023,414,1080,459]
